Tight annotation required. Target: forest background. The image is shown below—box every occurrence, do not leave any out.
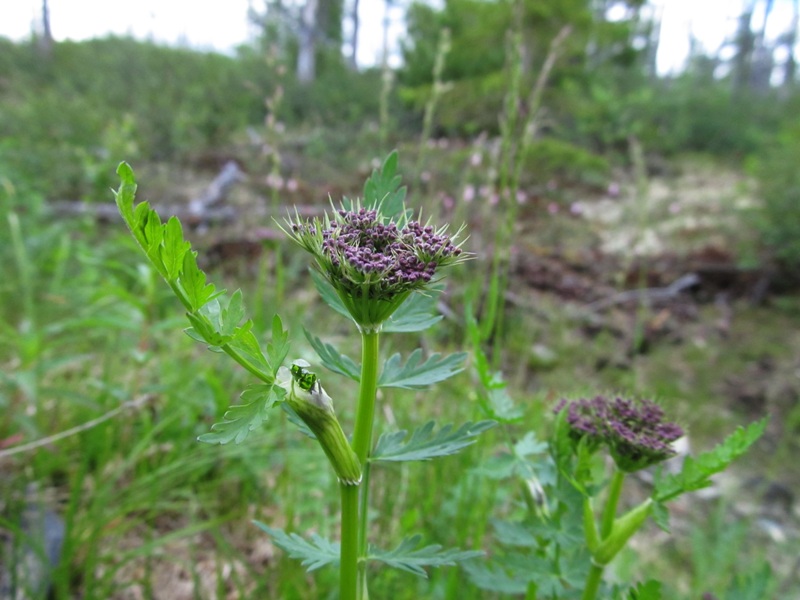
[1,0,799,598]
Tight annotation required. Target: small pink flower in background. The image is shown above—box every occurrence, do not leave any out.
[570,201,584,216]
[441,194,454,211]
[479,185,491,199]
[286,178,299,192]
[607,182,620,197]
[469,152,482,167]
[668,202,681,214]
[420,171,432,183]
[548,202,559,214]
[516,190,527,204]
[489,193,499,206]
[266,173,284,189]
[463,185,476,203]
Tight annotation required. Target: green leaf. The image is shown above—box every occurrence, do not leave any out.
[180,250,217,311]
[253,523,339,571]
[463,554,530,594]
[378,349,466,390]
[651,501,670,533]
[161,216,191,280]
[472,431,548,481]
[198,384,284,444]
[627,580,663,600]
[653,417,767,503]
[114,162,137,225]
[267,314,291,376]
[383,289,443,333]
[724,564,772,600]
[465,308,522,422]
[226,329,274,379]
[371,420,495,463]
[309,269,351,320]
[304,329,361,382]
[368,534,482,578]
[363,150,407,218]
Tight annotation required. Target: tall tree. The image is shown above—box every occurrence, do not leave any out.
[297,0,319,82]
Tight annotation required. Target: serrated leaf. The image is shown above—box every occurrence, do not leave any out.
[654,417,767,503]
[221,289,246,336]
[198,384,283,444]
[371,420,495,463]
[378,349,466,390]
[227,329,274,378]
[180,250,217,311]
[267,314,290,375]
[309,269,352,320]
[363,151,407,218]
[304,329,361,381]
[161,216,191,280]
[383,289,443,332]
[253,523,339,571]
[368,534,482,578]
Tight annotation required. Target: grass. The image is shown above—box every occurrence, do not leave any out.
[1,153,798,599]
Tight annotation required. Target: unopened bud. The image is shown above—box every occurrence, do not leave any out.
[277,361,362,485]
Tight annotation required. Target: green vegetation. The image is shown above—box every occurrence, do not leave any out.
[2,0,800,597]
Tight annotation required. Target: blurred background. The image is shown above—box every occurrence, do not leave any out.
[1,1,798,598]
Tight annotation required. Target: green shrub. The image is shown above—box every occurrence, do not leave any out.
[753,125,800,269]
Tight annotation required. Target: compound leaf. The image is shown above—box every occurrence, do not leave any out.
[378,349,467,390]
[304,329,361,382]
[371,420,496,463]
[253,523,339,571]
[368,534,482,578]
[198,384,284,445]
[654,417,767,503]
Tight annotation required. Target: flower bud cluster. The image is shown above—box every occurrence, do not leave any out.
[555,396,684,472]
[285,202,466,329]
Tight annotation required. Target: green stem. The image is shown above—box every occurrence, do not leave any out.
[340,484,360,600]
[581,564,604,600]
[600,470,625,539]
[341,328,380,600]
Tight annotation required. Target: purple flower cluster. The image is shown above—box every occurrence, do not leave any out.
[555,396,684,472]
[295,207,462,299]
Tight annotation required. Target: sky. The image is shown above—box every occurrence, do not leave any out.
[0,0,797,73]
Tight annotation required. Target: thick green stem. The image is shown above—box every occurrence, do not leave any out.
[352,330,380,463]
[600,470,625,538]
[340,484,360,600]
[581,564,604,600]
[340,328,380,600]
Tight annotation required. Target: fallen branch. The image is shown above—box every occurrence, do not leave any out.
[0,395,152,461]
[48,161,243,226]
[586,273,700,312]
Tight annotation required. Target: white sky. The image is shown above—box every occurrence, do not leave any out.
[0,0,403,66]
[0,0,797,73]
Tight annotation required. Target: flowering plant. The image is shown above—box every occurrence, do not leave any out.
[113,152,489,599]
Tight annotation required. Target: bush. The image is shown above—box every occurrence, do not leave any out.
[753,125,800,269]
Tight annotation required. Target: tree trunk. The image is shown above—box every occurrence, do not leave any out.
[38,0,54,56]
[297,0,318,83]
[349,0,360,68]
